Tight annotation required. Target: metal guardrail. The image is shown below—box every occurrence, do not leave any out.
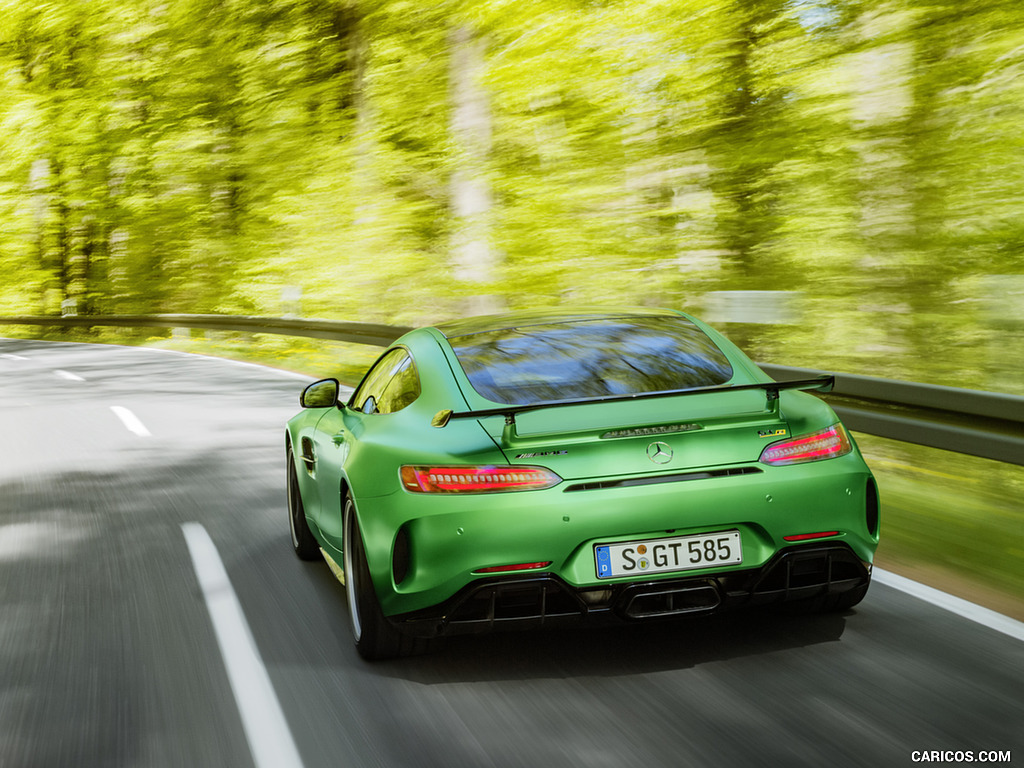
[3,314,1022,466]
[0,314,413,348]
[759,364,1024,466]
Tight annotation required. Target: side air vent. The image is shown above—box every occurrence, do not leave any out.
[300,437,316,477]
[865,478,880,537]
[392,525,411,586]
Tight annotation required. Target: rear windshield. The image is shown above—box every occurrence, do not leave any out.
[448,316,733,405]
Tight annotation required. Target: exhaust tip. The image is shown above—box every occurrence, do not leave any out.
[622,584,721,619]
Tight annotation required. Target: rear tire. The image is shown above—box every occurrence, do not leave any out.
[287,446,321,561]
[343,493,429,660]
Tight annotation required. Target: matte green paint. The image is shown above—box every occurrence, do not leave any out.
[286,308,879,619]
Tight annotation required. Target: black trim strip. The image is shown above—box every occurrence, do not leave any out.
[563,466,763,492]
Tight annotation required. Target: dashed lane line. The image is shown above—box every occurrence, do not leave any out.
[55,369,86,381]
[182,523,305,768]
[110,406,152,437]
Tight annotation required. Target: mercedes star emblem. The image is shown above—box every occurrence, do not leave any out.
[646,441,673,464]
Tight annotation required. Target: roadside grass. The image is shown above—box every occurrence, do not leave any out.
[855,433,1024,620]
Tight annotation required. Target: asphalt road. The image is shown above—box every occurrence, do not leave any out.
[1,338,1021,768]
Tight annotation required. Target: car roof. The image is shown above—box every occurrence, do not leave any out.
[431,307,684,339]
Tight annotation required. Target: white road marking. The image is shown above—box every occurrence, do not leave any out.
[110,406,152,437]
[55,369,86,381]
[181,523,305,768]
[874,568,1024,643]
[149,347,315,381]
[202,355,315,380]
[2,353,29,361]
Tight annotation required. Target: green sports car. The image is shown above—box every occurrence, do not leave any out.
[286,308,879,659]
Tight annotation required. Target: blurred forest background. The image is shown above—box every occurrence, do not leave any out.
[2,0,1022,614]
[2,0,1024,393]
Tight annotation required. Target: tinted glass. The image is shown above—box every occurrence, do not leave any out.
[449,317,733,405]
[351,348,412,414]
[377,355,421,414]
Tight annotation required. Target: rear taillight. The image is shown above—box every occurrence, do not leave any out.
[759,424,852,466]
[400,465,562,494]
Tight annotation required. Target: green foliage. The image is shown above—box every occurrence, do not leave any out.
[2,0,1024,390]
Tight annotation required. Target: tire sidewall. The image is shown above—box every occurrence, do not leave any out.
[287,445,320,560]
[287,451,301,549]
[343,495,365,643]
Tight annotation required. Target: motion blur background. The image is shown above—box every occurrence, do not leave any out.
[1,1,1021,613]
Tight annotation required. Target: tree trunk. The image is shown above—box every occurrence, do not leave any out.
[449,25,501,316]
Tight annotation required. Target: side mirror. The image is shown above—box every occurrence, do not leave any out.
[300,379,341,409]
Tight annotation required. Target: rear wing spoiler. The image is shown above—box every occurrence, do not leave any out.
[431,375,835,429]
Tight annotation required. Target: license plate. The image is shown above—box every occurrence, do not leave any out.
[595,531,742,579]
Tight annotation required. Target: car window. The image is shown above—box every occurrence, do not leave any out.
[377,355,421,414]
[448,316,733,405]
[351,348,411,414]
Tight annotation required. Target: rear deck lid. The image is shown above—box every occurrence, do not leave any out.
[461,387,810,479]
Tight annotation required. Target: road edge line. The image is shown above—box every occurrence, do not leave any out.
[181,523,305,768]
[874,568,1024,643]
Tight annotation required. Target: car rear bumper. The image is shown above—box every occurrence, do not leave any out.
[390,543,871,638]
[358,454,878,617]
